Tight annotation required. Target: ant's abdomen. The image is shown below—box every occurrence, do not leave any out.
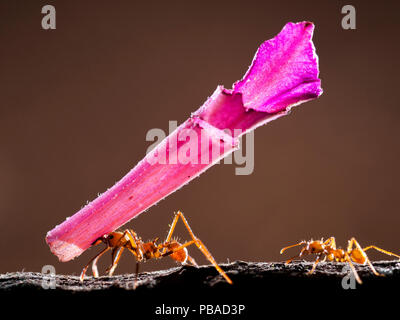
[167,241,188,263]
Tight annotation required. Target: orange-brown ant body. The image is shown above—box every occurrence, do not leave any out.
[80,211,232,285]
[280,237,400,284]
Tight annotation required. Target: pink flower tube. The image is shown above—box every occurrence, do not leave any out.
[46,21,323,262]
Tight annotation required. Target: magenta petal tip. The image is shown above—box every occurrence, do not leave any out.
[233,21,322,114]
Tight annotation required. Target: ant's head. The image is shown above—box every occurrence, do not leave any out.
[306,240,324,254]
[91,235,108,246]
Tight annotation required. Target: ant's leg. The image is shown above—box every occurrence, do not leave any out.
[158,213,180,257]
[164,212,181,243]
[324,237,336,249]
[307,254,322,275]
[163,211,198,257]
[348,238,381,276]
[127,229,140,248]
[92,247,111,278]
[80,247,110,282]
[132,261,142,289]
[116,229,140,250]
[127,248,140,289]
[280,241,306,255]
[363,245,400,259]
[283,247,307,264]
[164,238,232,284]
[164,211,232,284]
[107,247,125,276]
[161,212,186,257]
[186,255,198,266]
[345,256,362,285]
[135,261,139,287]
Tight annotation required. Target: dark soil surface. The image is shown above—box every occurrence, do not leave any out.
[1,260,398,317]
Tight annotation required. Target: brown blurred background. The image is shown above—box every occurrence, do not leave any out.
[1,0,399,276]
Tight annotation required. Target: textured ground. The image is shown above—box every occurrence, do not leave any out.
[1,260,398,317]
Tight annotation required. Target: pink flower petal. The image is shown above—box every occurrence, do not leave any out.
[46,22,323,262]
[233,22,322,113]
